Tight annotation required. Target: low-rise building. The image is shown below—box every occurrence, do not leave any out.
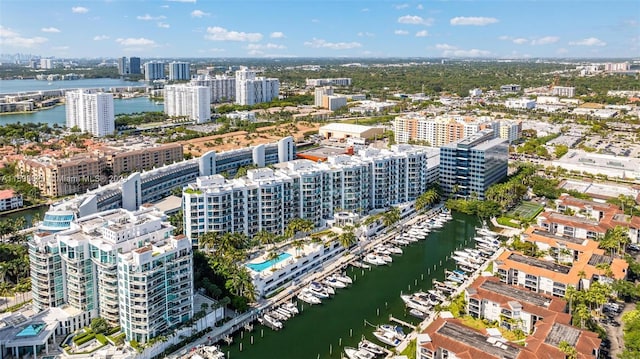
[552,150,640,181]
[0,189,23,211]
[505,98,536,109]
[319,123,385,142]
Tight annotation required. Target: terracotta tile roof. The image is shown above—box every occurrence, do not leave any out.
[0,189,18,200]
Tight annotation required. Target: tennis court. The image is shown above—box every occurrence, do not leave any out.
[508,202,544,221]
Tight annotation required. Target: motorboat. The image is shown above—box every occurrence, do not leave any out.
[401,295,431,312]
[364,253,387,266]
[344,347,376,359]
[324,276,347,289]
[358,339,385,356]
[374,252,393,263]
[379,324,406,339]
[308,282,333,297]
[375,246,391,255]
[269,310,288,321]
[352,261,371,269]
[297,290,322,305]
[282,302,299,315]
[261,314,283,329]
[459,265,477,273]
[428,289,446,301]
[391,238,409,246]
[385,245,403,255]
[372,329,402,347]
[409,308,427,319]
[335,273,353,285]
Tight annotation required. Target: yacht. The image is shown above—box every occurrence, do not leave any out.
[261,314,283,329]
[269,310,288,321]
[379,324,406,339]
[358,339,385,356]
[391,238,409,246]
[335,273,353,285]
[385,245,403,255]
[364,253,387,266]
[297,289,322,304]
[374,252,393,263]
[409,308,427,319]
[428,289,447,301]
[324,276,347,289]
[283,301,299,315]
[352,261,371,269]
[344,347,376,359]
[308,283,332,298]
[374,246,391,255]
[372,329,402,347]
[401,295,431,312]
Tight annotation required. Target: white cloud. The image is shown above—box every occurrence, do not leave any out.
[270,32,285,39]
[450,16,498,26]
[41,27,61,33]
[71,6,89,14]
[93,35,109,41]
[52,46,69,50]
[0,26,48,48]
[157,22,170,28]
[191,10,210,18]
[303,38,362,50]
[247,43,286,50]
[569,37,606,46]
[160,5,170,8]
[358,32,374,37]
[394,3,410,9]
[205,26,262,42]
[436,43,489,57]
[167,0,196,2]
[248,50,263,56]
[311,19,320,23]
[415,30,428,37]
[137,14,166,21]
[198,48,225,53]
[556,48,569,55]
[398,15,433,26]
[361,8,370,12]
[416,4,424,10]
[512,38,528,45]
[394,30,409,35]
[116,37,157,47]
[531,36,559,45]
[498,35,510,41]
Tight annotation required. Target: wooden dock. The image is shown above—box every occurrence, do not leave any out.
[389,315,416,330]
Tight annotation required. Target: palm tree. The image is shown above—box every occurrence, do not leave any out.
[574,303,590,329]
[199,232,219,253]
[382,207,401,228]
[285,218,314,241]
[415,189,440,212]
[292,239,305,257]
[338,226,357,249]
[254,230,276,249]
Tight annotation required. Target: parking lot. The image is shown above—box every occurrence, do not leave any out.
[581,132,640,157]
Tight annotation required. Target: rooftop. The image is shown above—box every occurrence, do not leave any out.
[480,279,550,308]
[436,321,521,359]
[507,253,571,275]
[544,323,581,347]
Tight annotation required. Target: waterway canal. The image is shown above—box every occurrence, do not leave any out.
[223,213,479,359]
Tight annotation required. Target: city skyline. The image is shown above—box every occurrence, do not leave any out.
[0,0,638,59]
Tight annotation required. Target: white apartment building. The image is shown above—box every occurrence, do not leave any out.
[499,120,522,144]
[314,86,333,107]
[168,61,190,81]
[604,62,630,72]
[551,86,576,98]
[40,58,53,69]
[164,84,211,123]
[144,61,165,81]
[235,67,280,106]
[183,144,439,244]
[394,114,499,146]
[190,74,236,103]
[29,206,193,343]
[325,95,347,111]
[65,89,114,137]
[504,98,536,110]
[0,189,23,211]
[306,78,352,87]
[469,88,482,97]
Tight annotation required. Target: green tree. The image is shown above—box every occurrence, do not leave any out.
[90,318,109,334]
[337,226,357,249]
[558,340,577,359]
[382,207,401,228]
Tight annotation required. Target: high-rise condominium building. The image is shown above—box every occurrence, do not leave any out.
[164,85,211,123]
[235,67,280,105]
[306,78,352,87]
[65,89,115,137]
[439,129,508,200]
[40,58,53,69]
[314,86,333,107]
[551,86,576,98]
[183,144,439,244]
[117,57,129,75]
[394,114,499,146]
[29,206,193,343]
[169,61,190,81]
[144,61,165,81]
[190,74,236,103]
[129,57,141,74]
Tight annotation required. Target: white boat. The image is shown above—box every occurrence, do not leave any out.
[375,252,393,263]
[364,253,386,266]
[308,283,332,298]
[270,310,288,321]
[352,261,371,269]
[385,245,403,255]
[409,308,427,319]
[372,329,402,347]
[379,324,406,340]
[401,295,431,312]
[391,238,409,245]
[344,347,376,359]
[283,301,299,314]
[297,290,322,305]
[374,246,391,255]
[335,273,353,285]
[358,339,386,356]
[262,314,283,329]
[324,276,347,288]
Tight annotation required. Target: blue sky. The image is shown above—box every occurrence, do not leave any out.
[1,0,638,58]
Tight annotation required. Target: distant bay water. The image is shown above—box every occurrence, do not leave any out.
[0,79,163,126]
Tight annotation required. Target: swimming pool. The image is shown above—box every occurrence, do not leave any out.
[246,253,292,272]
[16,323,46,337]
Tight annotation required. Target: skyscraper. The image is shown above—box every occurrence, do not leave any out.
[129,57,141,74]
[65,89,115,137]
[144,61,165,81]
[164,84,211,123]
[439,129,508,200]
[169,61,190,81]
[117,57,129,75]
[235,67,280,105]
[190,74,236,103]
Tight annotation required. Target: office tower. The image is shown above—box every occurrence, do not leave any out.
[65,89,115,137]
[129,57,141,74]
[235,67,280,105]
[439,129,508,200]
[190,74,236,103]
[117,57,129,75]
[169,61,190,81]
[164,84,211,123]
[144,61,165,81]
